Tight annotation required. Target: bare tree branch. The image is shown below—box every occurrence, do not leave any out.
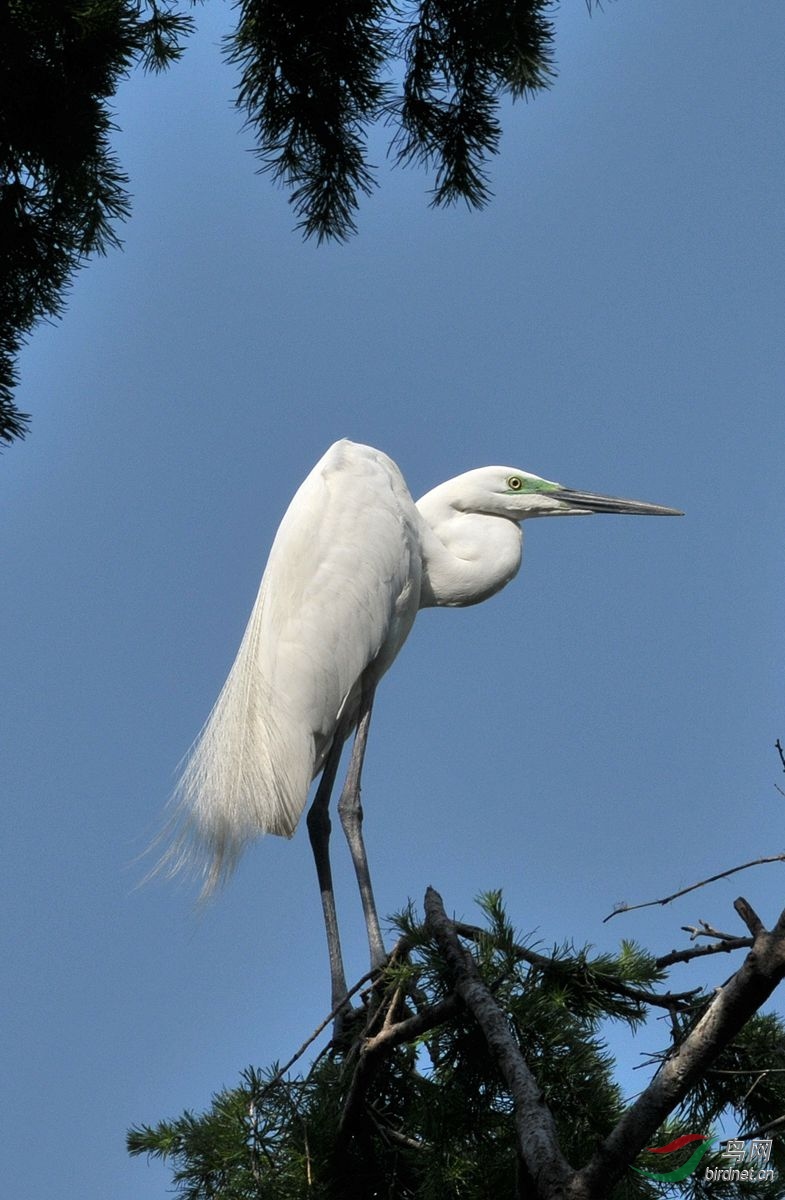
[604,855,785,922]
[254,963,381,1101]
[655,936,753,970]
[574,897,785,1197]
[773,739,785,797]
[682,919,742,943]
[424,886,574,1198]
[735,896,765,937]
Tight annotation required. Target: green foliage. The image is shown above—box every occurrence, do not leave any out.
[2,1,557,443]
[127,892,785,1200]
[391,0,554,209]
[0,0,195,444]
[227,0,392,243]
[227,1,555,241]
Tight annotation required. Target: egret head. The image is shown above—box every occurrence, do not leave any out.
[448,466,683,521]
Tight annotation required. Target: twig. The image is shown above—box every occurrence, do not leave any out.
[709,1067,785,1074]
[367,1101,425,1151]
[604,855,785,922]
[655,937,753,969]
[737,1112,785,1140]
[255,966,380,1100]
[365,994,459,1053]
[609,981,701,1011]
[682,920,740,943]
[303,1121,312,1187]
[740,1070,768,1106]
[257,932,423,1101]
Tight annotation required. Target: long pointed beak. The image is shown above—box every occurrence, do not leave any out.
[550,488,683,516]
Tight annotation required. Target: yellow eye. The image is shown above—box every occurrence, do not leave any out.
[507,476,523,491]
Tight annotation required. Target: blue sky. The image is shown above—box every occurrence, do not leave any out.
[2,3,784,1196]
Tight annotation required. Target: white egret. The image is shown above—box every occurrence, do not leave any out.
[166,439,681,1016]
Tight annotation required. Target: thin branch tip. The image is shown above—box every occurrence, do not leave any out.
[604,854,785,922]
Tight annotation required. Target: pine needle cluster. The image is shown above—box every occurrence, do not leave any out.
[1,2,556,443]
[227,1,555,240]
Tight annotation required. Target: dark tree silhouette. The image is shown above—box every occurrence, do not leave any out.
[1,1,556,445]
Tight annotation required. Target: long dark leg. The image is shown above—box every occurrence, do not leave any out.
[337,684,386,969]
[306,724,351,1022]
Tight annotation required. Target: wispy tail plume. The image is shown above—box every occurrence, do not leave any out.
[155,580,314,897]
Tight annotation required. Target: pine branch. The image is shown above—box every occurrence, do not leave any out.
[228,1,555,240]
[454,919,697,1012]
[129,887,785,1200]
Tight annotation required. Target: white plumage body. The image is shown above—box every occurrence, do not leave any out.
[172,441,423,890]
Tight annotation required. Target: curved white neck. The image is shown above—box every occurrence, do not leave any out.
[415,485,523,608]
